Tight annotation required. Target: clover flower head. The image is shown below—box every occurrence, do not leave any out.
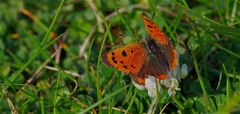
[132,64,188,97]
[145,76,161,97]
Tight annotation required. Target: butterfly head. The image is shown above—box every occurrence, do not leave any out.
[102,52,111,67]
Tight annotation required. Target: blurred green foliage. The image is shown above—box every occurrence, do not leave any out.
[0,0,240,113]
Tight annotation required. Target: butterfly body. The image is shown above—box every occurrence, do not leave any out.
[102,14,178,85]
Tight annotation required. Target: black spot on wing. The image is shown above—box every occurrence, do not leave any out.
[111,52,115,55]
[122,50,127,57]
[120,61,124,64]
[131,65,136,69]
[123,65,128,69]
[112,57,117,64]
[147,25,153,28]
[112,57,115,60]
[144,18,152,22]
[131,50,134,53]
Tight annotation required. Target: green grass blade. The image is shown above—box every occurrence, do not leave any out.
[230,0,238,24]
[115,10,136,41]
[222,64,231,101]
[172,97,184,110]
[148,0,178,43]
[86,39,95,88]
[125,89,137,114]
[8,33,62,86]
[193,56,213,112]
[225,0,230,24]
[53,70,62,114]
[123,84,133,105]
[214,0,225,24]
[7,0,64,87]
[218,92,240,113]
[174,1,240,37]
[96,22,111,114]
[79,85,130,114]
[214,43,240,59]
[40,0,65,45]
[40,96,45,114]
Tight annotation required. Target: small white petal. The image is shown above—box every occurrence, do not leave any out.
[145,76,157,89]
[145,76,161,97]
[168,64,181,81]
[132,80,145,90]
[163,78,180,96]
[148,88,157,97]
[172,79,179,88]
[168,88,176,96]
[180,64,188,79]
[162,79,171,88]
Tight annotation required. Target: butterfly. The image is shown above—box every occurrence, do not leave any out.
[102,14,178,85]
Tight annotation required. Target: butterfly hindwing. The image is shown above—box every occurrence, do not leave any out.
[102,14,179,86]
[130,56,170,85]
[128,37,170,85]
[169,47,178,70]
[161,43,178,70]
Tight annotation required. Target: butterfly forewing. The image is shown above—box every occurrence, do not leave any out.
[143,14,169,45]
[102,14,179,86]
[143,14,178,70]
[102,43,148,74]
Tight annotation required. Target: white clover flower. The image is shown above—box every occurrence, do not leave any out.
[131,51,189,113]
[131,46,188,97]
[131,79,145,90]
[145,76,161,97]
[132,63,188,97]
[162,78,180,96]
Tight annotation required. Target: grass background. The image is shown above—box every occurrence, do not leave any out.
[0,0,240,113]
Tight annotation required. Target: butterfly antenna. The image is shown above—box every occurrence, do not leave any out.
[151,12,156,20]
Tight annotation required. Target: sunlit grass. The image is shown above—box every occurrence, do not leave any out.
[0,0,240,113]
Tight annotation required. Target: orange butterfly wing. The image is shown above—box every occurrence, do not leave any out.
[102,14,179,85]
[143,14,169,45]
[102,43,148,75]
[134,45,170,85]
[102,43,148,85]
[143,14,178,70]
[161,40,178,70]
[169,47,178,70]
